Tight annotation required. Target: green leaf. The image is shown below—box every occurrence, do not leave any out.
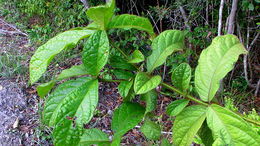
[118,80,133,98]
[134,72,161,94]
[112,103,145,141]
[166,99,189,116]
[113,69,134,80]
[197,121,214,146]
[79,128,110,146]
[171,63,191,91]
[86,0,115,29]
[52,79,99,145]
[141,120,161,140]
[37,81,55,98]
[30,30,94,84]
[206,104,260,145]
[195,34,247,102]
[110,55,136,71]
[128,50,145,63]
[141,90,158,114]
[173,105,207,146]
[161,138,171,146]
[82,30,110,76]
[37,64,89,98]
[146,30,185,73]
[56,64,89,80]
[108,14,154,36]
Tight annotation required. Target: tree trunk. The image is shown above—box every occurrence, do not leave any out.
[179,6,191,31]
[218,0,225,36]
[227,0,238,34]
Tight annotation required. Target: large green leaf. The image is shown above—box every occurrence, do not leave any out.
[111,103,145,142]
[82,30,110,76]
[173,105,207,146]
[30,30,94,84]
[108,14,154,36]
[171,63,191,91]
[86,0,115,29]
[146,30,185,73]
[79,128,110,146]
[141,120,161,140]
[128,50,145,63]
[166,99,189,116]
[206,104,260,145]
[197,121,214,146]
[195,35,247,102]
[134,72,161,94]
[37,64,89,98]
[141,90,158,114]
[52,79,99,145]
[118,80,133,98]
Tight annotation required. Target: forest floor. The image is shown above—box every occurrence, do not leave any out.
[0,17,174,145]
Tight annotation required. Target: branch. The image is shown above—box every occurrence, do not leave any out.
[80,0,89,9]
[179,6,191,31]
[227,0,238,34]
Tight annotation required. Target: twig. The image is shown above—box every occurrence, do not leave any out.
[80,0,89,9]
[135,126,173,135]
[179,6,191,31]
[0,19,28,36]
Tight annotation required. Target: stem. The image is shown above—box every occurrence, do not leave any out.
[98,78,124,83]
[161,82,208,106]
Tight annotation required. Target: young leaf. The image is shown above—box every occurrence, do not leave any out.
[195,35,247,102]
[82,30,110,76]
[206,104,260,145]
[141,120,161,140]
[166,99,189,116]
[141,90,158,114]
[146,30,185,73]
[86,0,115,29]
[43,77,96,126]
[171,63,191,91]
[79,128,110,146]
[108,14,154,36]
[128,50,145,63]
[134,72,161,94]
[118,80,133,98]
[173,105,207,146]
[111,103,145,141]
[37,81,55,98]
[37,64,89,98]
[52,79,99,145]
[30,30,94,84]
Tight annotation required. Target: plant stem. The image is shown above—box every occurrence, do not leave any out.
[98,78,123,83]
[161,82,208,106]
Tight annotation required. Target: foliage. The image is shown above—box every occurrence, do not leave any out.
[29,0,260,145]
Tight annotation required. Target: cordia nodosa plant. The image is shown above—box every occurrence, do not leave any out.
[29,0,260,145]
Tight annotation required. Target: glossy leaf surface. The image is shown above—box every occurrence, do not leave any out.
[195,35,247,102]
[108,14,154,36]
[30,30,94,84]
[118,80,133,98]
[112,103,145,141]
[171,63,191,91]
[82,30,110,76]
[206,104,260,145]
[166,99,189,116]
[134,72,161,94]
[173,105,207,146]
[79,128,110,146]
[86,0,115,29]
[128,50,145,63]
[146,30,184,73]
